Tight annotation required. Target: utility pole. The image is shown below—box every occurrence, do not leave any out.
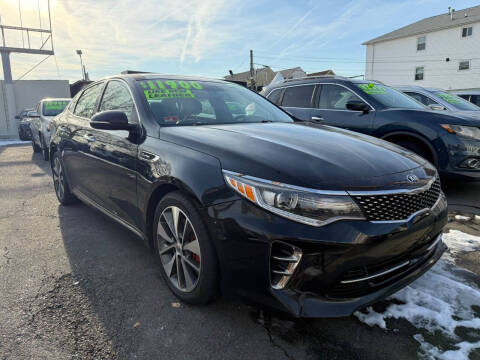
[250,49,256,91]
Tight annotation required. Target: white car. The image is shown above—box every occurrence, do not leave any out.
[30,98,70,160]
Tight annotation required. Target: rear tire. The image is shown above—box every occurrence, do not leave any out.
[51,151,77,205]
[154,191,218,304]
[32,137,41,153]
[41,136,49,161]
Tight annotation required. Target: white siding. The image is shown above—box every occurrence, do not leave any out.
[365,23,480,91]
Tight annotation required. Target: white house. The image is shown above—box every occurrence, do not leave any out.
[363,5,480,91]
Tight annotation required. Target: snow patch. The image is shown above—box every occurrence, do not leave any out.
[0,140,30,147]
[354,230,480,360]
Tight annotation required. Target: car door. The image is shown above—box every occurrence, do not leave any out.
[310,84,375,135]
[63,82,106,204]
[279,84,316,120]
[87,79,140,226]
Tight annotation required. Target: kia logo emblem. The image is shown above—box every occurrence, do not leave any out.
[407,174,419,183]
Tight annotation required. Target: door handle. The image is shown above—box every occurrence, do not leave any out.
[311,116,324,122]
[84,134,96,142]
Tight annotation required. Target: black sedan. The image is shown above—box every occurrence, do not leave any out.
[264,77,480,181]
[49,74,447,317]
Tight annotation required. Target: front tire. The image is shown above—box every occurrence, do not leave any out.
[32,137,41,153]
[41,136,49,161]
[154,192,218,304]
[51,152,77,205]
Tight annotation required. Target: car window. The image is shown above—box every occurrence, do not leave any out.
[404,92,438,106]
[138,79,292,126]
[432,91,480,111]
[355,83,425,109]
[74,83,104,119]
[42,100,70,116]
[267,89,282,105]
[471,95,480,106]
[319,84,363,110]
[281,85,314,108]
[99,80,136,122]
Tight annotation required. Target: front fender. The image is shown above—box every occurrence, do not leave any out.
[137,136,236,213]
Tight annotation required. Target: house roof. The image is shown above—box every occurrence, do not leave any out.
[278,67,305,79]
[307,70,335,76]
[363,5,480,45]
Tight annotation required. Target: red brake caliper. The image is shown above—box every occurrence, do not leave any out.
[190,234,200,263]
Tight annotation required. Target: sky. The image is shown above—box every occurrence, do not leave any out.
[0,0,477,82]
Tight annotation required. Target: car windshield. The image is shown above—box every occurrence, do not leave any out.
[43,100,70,116]
[432,91,480,111]
[355,83,426,109]
[138,79,293,126]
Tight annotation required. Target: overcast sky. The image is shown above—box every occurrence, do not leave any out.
[0,0,476,82]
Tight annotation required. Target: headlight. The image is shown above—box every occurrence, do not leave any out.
[223,170,365,227]
[441,124,480,140]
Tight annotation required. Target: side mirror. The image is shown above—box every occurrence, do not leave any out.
[90,110,136,131]
[346,100,371,114]
[428,104,446,111]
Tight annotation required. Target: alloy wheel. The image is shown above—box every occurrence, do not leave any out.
[157,206,201,292]
[53,157,65,200]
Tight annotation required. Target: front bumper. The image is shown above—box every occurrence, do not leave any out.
[205,192,448,318]
[440,134,480,180]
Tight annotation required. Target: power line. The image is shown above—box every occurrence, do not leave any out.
[15,55,51,81]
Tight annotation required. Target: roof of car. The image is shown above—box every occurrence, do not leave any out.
[394,86,444,92]
[107,73,228,83]
[41,98,71,101]
[267,76,382,89]
[451,90,480,95]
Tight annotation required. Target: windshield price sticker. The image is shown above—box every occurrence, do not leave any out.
[358,84,386,95]
[45,101,68,110]
[436,93,461,104]
[144,89,195,100]
[140,80,203,100]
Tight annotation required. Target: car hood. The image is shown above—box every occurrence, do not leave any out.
[160,122,434,190]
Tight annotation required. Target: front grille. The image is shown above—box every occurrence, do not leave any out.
[352,177,441,221]
[327,234,442,299]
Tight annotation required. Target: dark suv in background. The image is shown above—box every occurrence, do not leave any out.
[264,76,480,181]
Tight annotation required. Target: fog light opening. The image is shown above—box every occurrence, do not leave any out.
[460,158,480,169]
[270,241,302,290]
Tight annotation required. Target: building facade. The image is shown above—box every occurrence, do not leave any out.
[364,6,480,91]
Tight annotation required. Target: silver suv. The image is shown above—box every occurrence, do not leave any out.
[30,98,70,160]
[395,85,480,116]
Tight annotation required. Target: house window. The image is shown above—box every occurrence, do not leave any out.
[459,60,470,70]
[462,27,473,37]
[417,36,426,50]
[415,66,424,81]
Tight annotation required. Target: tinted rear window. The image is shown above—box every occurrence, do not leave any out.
[281,85,315,108]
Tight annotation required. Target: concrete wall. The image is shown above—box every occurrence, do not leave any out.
[0,80,70,138]
[365,22,480,91]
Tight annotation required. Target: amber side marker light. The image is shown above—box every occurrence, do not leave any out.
[441,124,456,134]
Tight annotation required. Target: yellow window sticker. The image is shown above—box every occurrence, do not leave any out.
[140,80,202,99]
[436,92,461,104]
[357,84,386,95]
[45,101,69,110]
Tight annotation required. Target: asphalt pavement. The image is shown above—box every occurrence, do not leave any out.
[0,144,479,360]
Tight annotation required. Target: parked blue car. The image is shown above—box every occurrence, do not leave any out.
[264,76,480,181]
